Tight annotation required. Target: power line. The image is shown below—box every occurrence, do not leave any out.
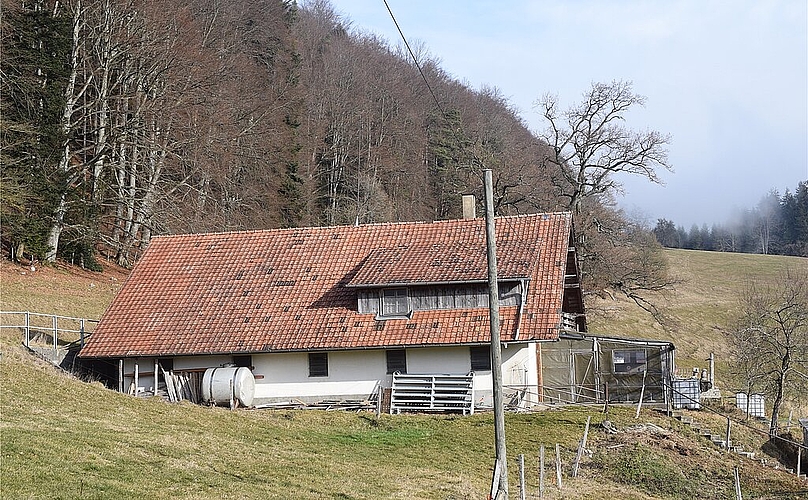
[382,0,448,121]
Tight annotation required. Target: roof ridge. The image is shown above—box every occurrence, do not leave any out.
[150,211,573,240]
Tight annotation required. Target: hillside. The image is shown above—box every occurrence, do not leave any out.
[1,324,805,498]
[3,0,559,268]
[1,250,807,498]
[588,249,807,395]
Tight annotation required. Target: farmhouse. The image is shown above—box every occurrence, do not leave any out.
[79,211,588,411]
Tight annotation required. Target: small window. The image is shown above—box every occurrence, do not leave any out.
[612,349,646,375]
[233,355,252,369]
[470,346,491,371]
[386,349,407,374]
[381,288,409,317]
[308,352,328,377]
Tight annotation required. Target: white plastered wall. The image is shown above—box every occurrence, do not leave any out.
[120,343,539,407]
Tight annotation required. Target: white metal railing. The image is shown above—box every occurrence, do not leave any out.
[390,373,474,415]
[0,311,99,351]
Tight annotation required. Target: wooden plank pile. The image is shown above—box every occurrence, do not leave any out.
[252,399,376,411]
[161,368,202,404]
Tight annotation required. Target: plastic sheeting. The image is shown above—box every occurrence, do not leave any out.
[540,337,673,405]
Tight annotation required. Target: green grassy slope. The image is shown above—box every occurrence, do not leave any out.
[2,333,805,499]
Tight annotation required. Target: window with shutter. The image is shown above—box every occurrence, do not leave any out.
[386,349,407,374]
[470,346,491,371]
[308,352,328,377]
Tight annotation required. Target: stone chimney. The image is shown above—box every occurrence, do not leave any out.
[462,194,476,219]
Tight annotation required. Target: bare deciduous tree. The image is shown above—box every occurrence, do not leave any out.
[728,270,808,435]
[535,81,676,320]
[537,80,672,217]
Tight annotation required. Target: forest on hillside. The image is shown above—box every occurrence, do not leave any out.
[2,0,560,265]
[2,0,677,314]
[652,182,808,257]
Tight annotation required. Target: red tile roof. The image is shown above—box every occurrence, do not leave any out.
[80,212,574,358]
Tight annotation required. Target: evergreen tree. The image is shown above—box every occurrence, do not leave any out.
[426,109,473,220]
[0,2,72,261]
[652,218,678,247]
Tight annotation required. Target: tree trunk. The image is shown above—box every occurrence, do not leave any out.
[45,194,67,262]
[769,354,790,436]
[46,1,84,263]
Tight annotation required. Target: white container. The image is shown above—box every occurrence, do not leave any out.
[202,367,255,407]
[735,393,765,418]
[672,378,701,409]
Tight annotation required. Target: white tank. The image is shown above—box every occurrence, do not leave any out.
[202,367,255,407]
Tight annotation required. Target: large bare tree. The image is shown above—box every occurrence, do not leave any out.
[536,81,676,319]
[537,80,672,216]
[728,270,808,435]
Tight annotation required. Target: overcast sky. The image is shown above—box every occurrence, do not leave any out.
[326,0,808,227]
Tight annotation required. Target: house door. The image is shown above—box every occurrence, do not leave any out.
[572,352,596,403]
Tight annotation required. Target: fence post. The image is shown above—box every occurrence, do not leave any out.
[725,418,731,450]
[52,315,58,357]
[572,416,591,477]
[24,311,30,347]
[518,454,526,500]
[80,319,85,348]
[539,445,545,499]
[555,443,562,489]
[734,465,742,500]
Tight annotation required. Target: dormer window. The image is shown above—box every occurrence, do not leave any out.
[381,288,410,318]
[356,282,525,316]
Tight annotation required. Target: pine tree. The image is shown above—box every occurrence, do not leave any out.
[0,2,72,261]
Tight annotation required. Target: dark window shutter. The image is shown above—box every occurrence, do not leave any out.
[308,352,328,377]
[470,346,491,371]
[386,349,407,374]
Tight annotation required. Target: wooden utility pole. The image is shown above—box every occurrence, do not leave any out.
[484,169,508,498]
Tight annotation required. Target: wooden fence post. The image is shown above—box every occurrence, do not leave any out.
[734,465,742,500]
[725,418,731,450]
[572,416,591,477]
[490,458,501,500]
[555,443,562,489]
[518,454,525,500]
[539,445,545,499]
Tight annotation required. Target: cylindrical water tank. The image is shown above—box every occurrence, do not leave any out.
[202,367,255,407]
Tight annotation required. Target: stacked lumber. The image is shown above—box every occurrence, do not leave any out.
[161,368,202,404]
